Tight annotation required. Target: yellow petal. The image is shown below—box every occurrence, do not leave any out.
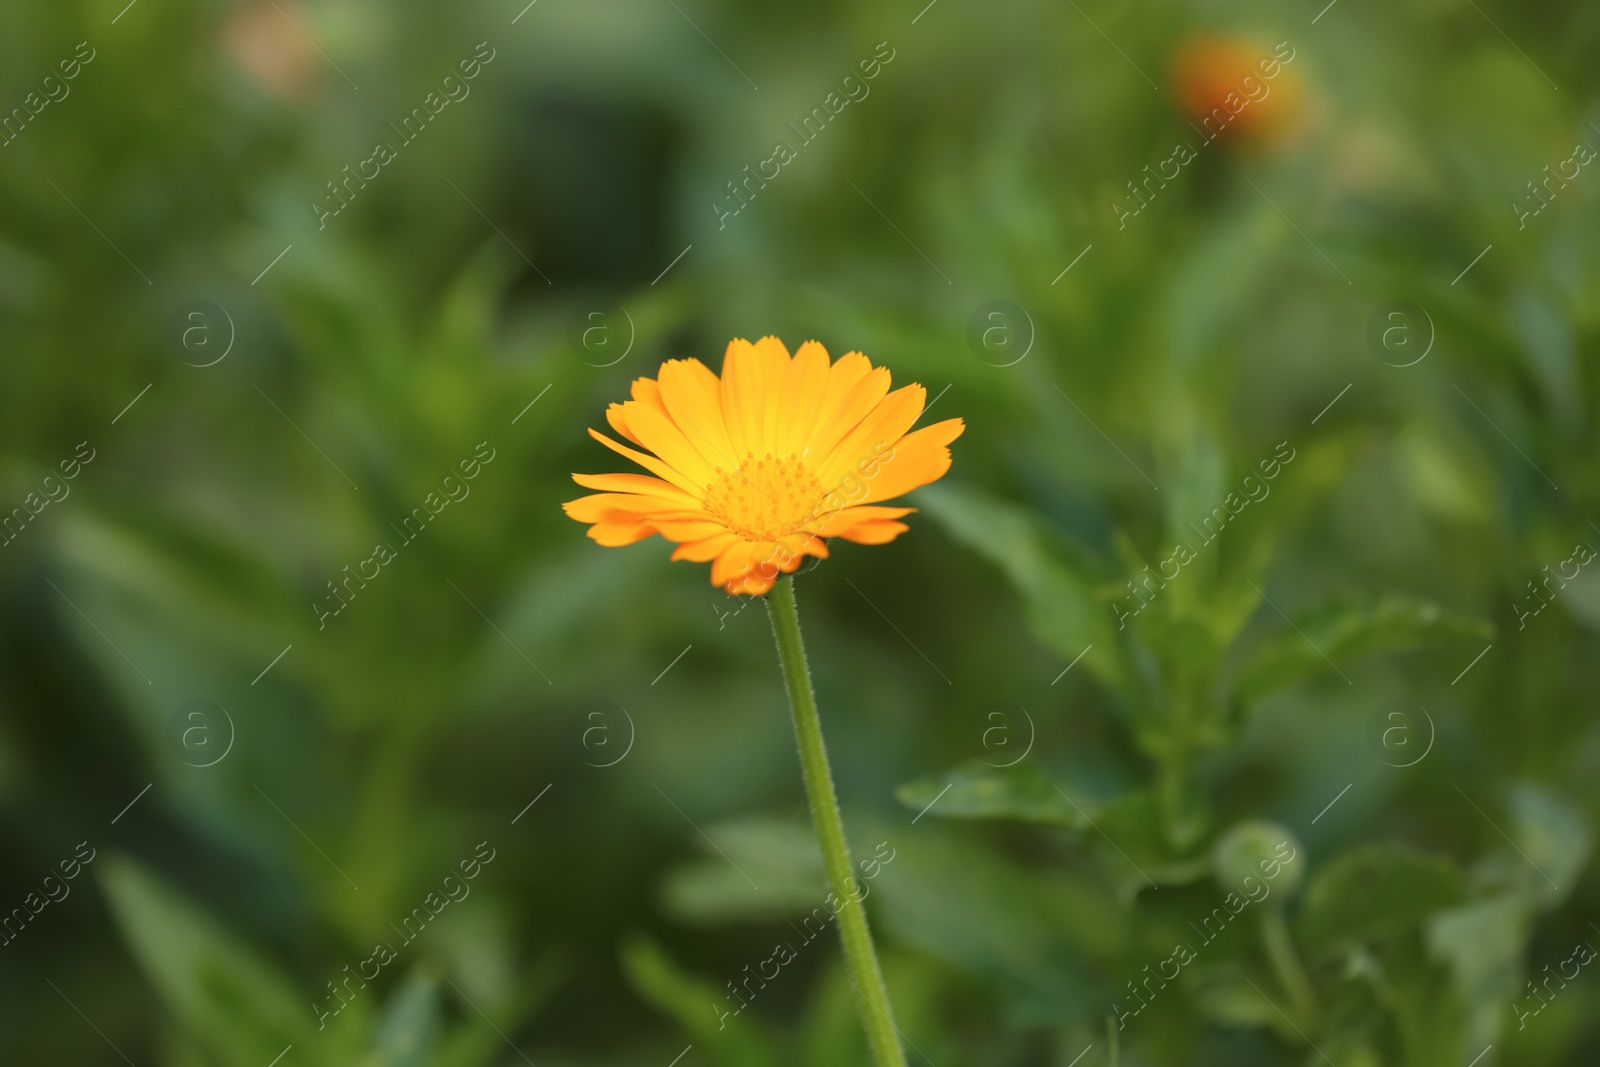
[721,337,790,460]
[619,400,720,489]
[572,472,702,507]
[605,403,643,446]
[805,505,915,538]
[562,491,706,524]
[719,339,760,460]
[710,539,775,589]
[777,532,829,562]
[651,518,731,543]
[856,418,965,504]
[806,358,891,464]
[585,427,704,497]
[834,519,910,544]
[657,358,738,470]
[671,531,741,561]
[816,383,926,488]
[631,376,667,411]
[587,520,659,546]
[774,341,833,459]
[752,336,791,456]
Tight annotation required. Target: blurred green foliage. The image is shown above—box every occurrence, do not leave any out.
[2,0,1600,1064]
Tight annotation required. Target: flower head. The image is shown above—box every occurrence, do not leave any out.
[1170,34,1302,145]
[564,337,963,595]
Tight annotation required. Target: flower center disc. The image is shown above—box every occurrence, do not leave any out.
[704,452,824,541]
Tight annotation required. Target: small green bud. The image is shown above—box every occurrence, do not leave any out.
[1212,820,1305,898]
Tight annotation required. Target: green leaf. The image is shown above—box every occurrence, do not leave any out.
[372,968,440,1067]
[431,951,564,1067]
[1298,844,1465,957]
[659,814,825,924]
[917,483,1126,692]
[1192,976,1283,1029]
[1233,593,1493,705]
[894,759,1090,828]
[1427,894,1535,1054]
[895,764,1207,898]
[618,934,782,1067]
[799,956,874,1067]
[99,855,353,1067]
[869,827,1115,1027]
[1504,784,1591,908]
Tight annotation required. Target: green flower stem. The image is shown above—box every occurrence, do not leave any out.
[1260,906,1317,1023]
[766,574,908,1067]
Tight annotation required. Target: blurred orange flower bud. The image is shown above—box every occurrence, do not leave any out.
[1170,34,1302,144]
[221,0,323,105]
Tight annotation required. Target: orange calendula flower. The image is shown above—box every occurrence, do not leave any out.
[1170,34,1302,144]
[564,337,963,596]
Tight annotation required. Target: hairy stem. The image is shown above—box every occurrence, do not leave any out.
[766,575,907,1067]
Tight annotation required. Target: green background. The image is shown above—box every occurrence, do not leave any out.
[1,0,1597,1064]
